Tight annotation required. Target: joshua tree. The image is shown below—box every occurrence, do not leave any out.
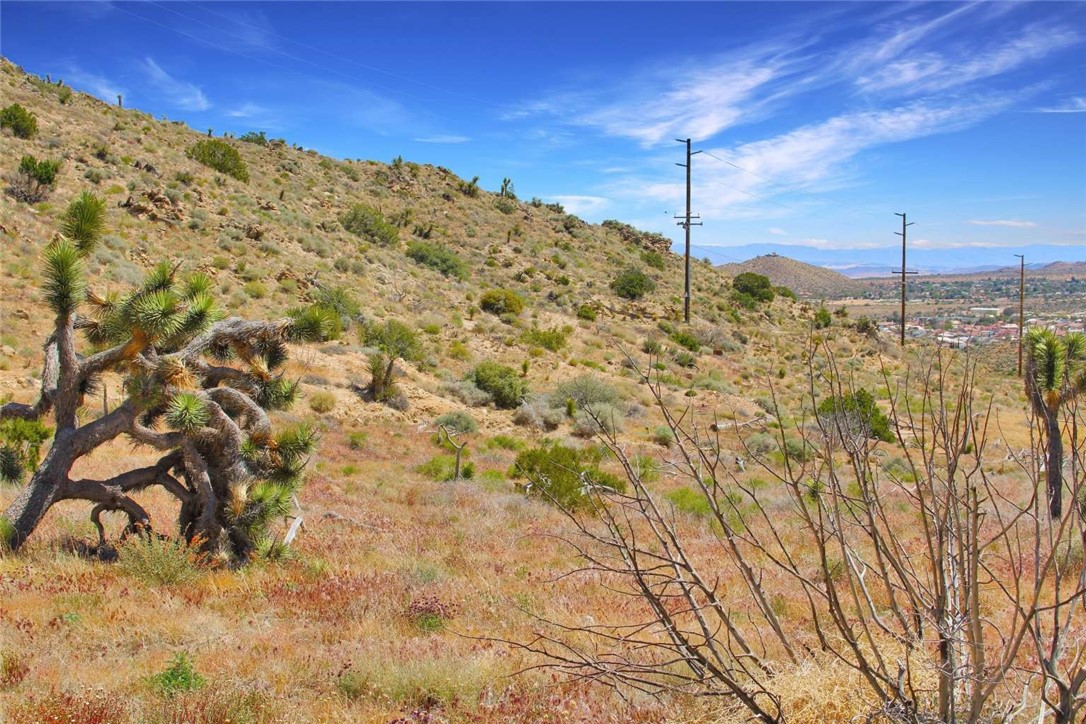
[499,177,515,199]
[1024,328,1086,518]
[0,191,324,562]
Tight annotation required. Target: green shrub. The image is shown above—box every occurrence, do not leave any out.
[479,288,524,316]
[510,442,625,510]
[308,390,336,414]
[520,325,570,352]
[239,130,268,146]
[641,250,666,270]
[417,454,474,482]
[495,197,517,215]
[731,272,774,308]
[665,487,712,518]
[814,306,832,329]
[576,304,597,321]
[552,375,619,410]
[149,653,206,696]
[471,361,527,409]
[652,425,674,447]
[340,204,399,246]
[117,536,202,586]
[610,268,656,300]
[0,104,37,139]
[670,330,701,352]
[186,139,249,182]
[816,388,894,443]
[9,155,61,202]
[406,241,467,279]
[775,285,797,301]
[243,281,267,299]
[434,411,477,434]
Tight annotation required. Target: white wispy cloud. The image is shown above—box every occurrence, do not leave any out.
[414,135,470,144]
[548,195,611,216]
[576,58,783,147]
[60,64,124,103]
[969,219,1038,228]
[768,227,788,236]
[142,58,210,111]
[855,24,1078,95]
[226,102,268,118]
[1035,97,1086,113]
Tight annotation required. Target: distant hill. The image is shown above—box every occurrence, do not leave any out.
[720,253,868,299]
[699,243,1083,277]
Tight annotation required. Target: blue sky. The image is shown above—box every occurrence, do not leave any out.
[2,1,1084,267]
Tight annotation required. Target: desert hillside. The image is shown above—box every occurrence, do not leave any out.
[0,57,1074,724]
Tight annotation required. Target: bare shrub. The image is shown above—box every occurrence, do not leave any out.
[500,339,1086,722]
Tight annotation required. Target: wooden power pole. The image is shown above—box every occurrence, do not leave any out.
[675,139,701,323]
[893,213,917,346]
[1015,254,1025,376]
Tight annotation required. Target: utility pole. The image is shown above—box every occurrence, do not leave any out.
[1015,254,1025,376]
[892,212,917,346]
[675,138,702,323]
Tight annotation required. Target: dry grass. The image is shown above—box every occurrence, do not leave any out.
[0,57,1063,722]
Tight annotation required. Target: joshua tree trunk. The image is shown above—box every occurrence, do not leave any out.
[1045,408,1064,518]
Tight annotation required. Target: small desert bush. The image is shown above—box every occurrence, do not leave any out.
[521,325,570,352]
[243,280,267,299]
[510,441,625,509]
[8,155,61,202]
[308,390,336,414]
[444,379,492,407]
[117,536,203,586]
[665,486,713,518]
[340,203,398,246]
[479,288,524,316]
[149,652,206,696]
[470,361,527,409]
[651,425,674,447]
[406,240,468,279]
[551,374,619,409]
[0,103,37,139]
[610,268,656,300]
[576,304,597,321]
[670,329,701,352]
[434,410,478,434]
[417,454,474,482]
[187,139,249,182]
[641,249,666,270]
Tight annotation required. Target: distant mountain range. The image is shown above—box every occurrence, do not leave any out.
[695,243,1084,278]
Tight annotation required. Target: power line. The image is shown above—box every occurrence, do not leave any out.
[892,212,917,347]
[675,138,702,323]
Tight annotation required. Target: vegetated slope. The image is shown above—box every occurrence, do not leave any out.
[0,53,827,433]
[720,253,868,299]
[0,57,1038,723]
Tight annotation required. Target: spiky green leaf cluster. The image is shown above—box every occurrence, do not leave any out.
[84,265,221,352]
[288,304,342,342]
[254,377,299,411]
[43,240,86,316]
[0,418,51,484]
[1026,328,1086,410]
[61,191,107,254]
[165,393,210,433]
